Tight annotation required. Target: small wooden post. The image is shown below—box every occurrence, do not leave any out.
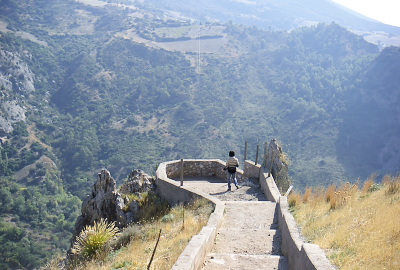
[263,141,268,167]
[147,229,162,270]
[180,159,184,186]
[182,207,185,230]
[269,149,274,177]
[255,144,259,165]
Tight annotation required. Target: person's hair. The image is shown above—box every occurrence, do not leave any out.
[229,151,235,157]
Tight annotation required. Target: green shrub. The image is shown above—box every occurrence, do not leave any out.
[71,219,119,258]
[109,225,140,249]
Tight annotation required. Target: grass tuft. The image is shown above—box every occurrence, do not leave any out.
[303,187,312,203]
[288,192,302,208]
[385,175,400,195]
[325,184,336,202]
[71,219,119,259]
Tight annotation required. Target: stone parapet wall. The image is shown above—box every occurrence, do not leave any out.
[156,161,202,206]
[155,160,225,270]
[258,166,281,202]
[244,160,261,179]
[278,196,335,270]
[165,159,245,183]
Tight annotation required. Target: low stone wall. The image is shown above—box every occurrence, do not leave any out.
[165,159,245,184]
[278,196,335,270]
[244,160,261,179]
[258,166,281,202]
[155,160,226,270]
[245,161,335,270]
[156,162,202,206]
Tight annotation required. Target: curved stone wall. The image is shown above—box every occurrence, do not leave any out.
[156,159,226,270]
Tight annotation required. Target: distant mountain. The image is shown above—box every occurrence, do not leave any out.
[143,0,400,34]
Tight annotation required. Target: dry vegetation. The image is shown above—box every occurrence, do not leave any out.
[289,175,400,269]
[45,199,213,270]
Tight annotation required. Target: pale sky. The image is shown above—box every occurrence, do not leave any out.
[332,0,400,27]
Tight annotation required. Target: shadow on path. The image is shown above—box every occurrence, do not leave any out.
[209,190,230,196]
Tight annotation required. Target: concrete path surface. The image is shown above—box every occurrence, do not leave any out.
[177,176,288,270]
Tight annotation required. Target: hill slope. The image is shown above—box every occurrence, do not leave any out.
[290,176,400,269]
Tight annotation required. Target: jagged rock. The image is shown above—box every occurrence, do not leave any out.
[0,49,32,135]
[0,101,26,135]
[0,50,35,93]
[2,101,26,122]
[0,116,13,134]
[73,170,130,242]
[263,139,290,192]
[72,169,156,245]
[119,169,155,194]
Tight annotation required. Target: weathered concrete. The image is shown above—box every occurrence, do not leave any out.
[244,160,262,179]
[259,167,281,202]
[202,201,288,270]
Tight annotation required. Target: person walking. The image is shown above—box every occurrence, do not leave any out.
[224,151,239,191]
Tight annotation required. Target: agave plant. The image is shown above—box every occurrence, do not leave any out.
[71,218,119,258]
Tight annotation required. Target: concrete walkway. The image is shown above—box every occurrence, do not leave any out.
[176,177,288,270]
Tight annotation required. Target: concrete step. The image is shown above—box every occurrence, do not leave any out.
[202,253,288,270]
[222,201,279,230]
[202,201,287,269]
[213,229,282,255]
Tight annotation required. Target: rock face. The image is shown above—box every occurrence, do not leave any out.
[119,169,155,194]
[72,169,156,242]
[263,139,290,192]
[0,101,27,135]
[0,49,33,135]
[0,50,35,94]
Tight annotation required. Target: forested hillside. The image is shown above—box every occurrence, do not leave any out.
[0,0,399,268]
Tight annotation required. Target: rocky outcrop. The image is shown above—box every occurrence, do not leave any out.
[0,49,32,135]
[73,170,126,238]
[263,139,290,192]
[72,169,156,243]
[119,169,155,194]
[0,50,35,94]
[0,101,27,135]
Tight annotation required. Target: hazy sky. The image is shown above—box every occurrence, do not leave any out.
[332,0,400,27]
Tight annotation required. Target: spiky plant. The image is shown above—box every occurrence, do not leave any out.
[71,218,119,258]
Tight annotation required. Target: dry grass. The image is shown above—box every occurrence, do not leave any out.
[290,175,400,270]
[302,187,313,203]
[46,199,213,270]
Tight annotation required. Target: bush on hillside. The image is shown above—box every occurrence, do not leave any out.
[71,219,119,259]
